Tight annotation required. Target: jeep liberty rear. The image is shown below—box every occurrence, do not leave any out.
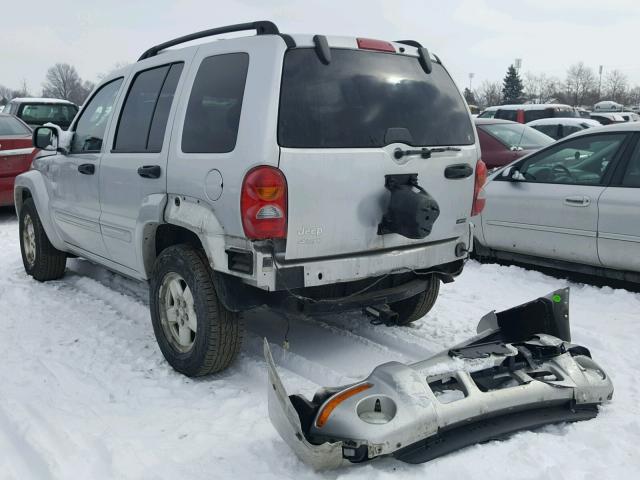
[17,22,484,376]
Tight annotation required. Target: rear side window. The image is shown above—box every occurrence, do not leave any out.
[182,53,249,153]
[17,103,78,128]
[278,49,474,148]
[0,115,31,135]
[495,109,518,122]
[524,109,552,123]
[622,142,640,188]
[114,62,183,152]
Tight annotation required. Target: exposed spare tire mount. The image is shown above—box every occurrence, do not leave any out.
[378,174,440,239]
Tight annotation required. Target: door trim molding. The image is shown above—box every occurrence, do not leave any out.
[486,220,596,238]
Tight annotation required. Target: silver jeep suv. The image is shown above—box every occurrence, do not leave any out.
[16,21,485,376]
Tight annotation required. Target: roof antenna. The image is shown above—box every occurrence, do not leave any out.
[313,35,331,65]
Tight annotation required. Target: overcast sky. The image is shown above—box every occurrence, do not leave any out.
[3,0,640,94]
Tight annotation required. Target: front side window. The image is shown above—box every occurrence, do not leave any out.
[71,78,123,154]
[278,49,474,148]
[113,63,183,152]
[182,53,249,153]
[519,133,627,185]
[480,123,554,150]
[0,115,31,135]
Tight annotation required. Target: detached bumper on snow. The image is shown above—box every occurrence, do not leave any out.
[264,288,613,470]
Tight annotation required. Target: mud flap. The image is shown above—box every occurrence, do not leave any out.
[263,339,345,470]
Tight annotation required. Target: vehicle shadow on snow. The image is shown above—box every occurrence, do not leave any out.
[0,206,16,222]
[475,256,640,293]
[64,257,422,387]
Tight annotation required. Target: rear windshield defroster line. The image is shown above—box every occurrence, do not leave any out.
[278,48,474,149]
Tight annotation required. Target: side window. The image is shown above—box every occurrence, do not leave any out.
[532,124,559,139]
[71,78,123,153]
[622,142,640,188]
[519,134,627,185]
[113,62,183,152]
[495,109,517,122]
[182,53,249,153]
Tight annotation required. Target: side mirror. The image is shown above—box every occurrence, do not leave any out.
[501,166,526,181]
[33,126,59,152]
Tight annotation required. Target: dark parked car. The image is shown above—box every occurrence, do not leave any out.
[3,98,79,130]
[475,118,554,169]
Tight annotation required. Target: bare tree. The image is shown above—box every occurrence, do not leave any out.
[604,69,628,103]
[475,80,502,109]
[564,62,596,106]
[627,86,640,107]
[0,84,13,103]
[523,72,560,103]
[41,63,87,105]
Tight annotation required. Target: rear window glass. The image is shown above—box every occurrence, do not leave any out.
[278,49,474,148]
[17,103,78,128]
[0,115,30,135]
[480,123,554,150]
[182,53,249,153]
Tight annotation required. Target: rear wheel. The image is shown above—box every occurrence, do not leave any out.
[389,275,440,326]
[149,244,244,376]
[19,198,67,281]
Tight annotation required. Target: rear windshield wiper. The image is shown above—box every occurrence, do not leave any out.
[393,146,461,160]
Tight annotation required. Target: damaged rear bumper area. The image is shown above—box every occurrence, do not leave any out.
[264,288,613,470]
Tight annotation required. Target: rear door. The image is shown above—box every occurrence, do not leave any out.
[481,132,630,265]
[597,135,640,271]
[277,47,477,260]
[99,59,185,272]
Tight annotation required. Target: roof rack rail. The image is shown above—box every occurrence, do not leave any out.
[138,20,280,61]
[394,40,423,48]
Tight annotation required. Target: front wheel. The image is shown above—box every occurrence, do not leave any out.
[149,245,244,376]
[19,198,67,281]
[389,275,440,326]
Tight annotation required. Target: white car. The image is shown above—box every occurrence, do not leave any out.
[474,122,640,283]
[528,117,601,140]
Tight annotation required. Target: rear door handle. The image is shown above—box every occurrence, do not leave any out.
[78,163,95,175]
[444,163,473,179]
[137,165,161,179]
[564,195,590,207]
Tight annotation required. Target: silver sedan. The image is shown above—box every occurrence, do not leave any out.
[473,122,640,282]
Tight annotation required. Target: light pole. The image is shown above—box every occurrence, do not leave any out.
[514,58,522,73]
[469,72,474,91]
[598,65,603,101]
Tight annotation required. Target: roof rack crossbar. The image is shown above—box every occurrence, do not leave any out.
[394,40,423,48]
[138,20,280,61]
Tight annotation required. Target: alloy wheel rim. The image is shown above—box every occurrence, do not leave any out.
[159,272,197,353]
[23,214,36,267]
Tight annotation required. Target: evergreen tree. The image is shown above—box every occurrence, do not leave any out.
[463,87,476,105]
[502,65,524,104]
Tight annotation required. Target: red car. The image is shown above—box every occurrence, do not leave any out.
[474,118,554,169]
[0,113,37,207]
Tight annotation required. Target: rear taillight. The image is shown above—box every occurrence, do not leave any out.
[356,38,395,52]
[241,166,287,240]
[471,159,487,216]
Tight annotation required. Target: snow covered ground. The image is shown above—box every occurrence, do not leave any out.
[0,207,638,480]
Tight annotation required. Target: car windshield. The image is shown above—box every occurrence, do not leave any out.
[17,103,78,128]
[278,48,474,148]
[0,116,31,135]
[481,123,554,150]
